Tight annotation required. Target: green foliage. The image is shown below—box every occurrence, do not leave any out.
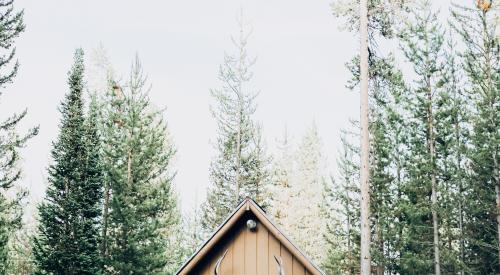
[452,2,500,273]
[6,226,35,274]
[397,2,445,273]
[323,131,360,275]
[33,49,103,275]
[327,0,499,274]
[0,0,37,271]
[98,56,180,274]
[331,0,411,39]
[201,22,270,233]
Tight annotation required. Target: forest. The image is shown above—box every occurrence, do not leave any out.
[0,0,498,274]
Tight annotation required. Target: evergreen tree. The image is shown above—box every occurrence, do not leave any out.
[433,32,470,274]
[99,56,180,274]
[291,124,328,264]
[331,2,412,273]
[452,1,499,272]
[6,226,35,274]
[0,0,37,271]
[367,55,407,274]
[181,202,204,259]
[33,49,103,275]
[398,1,445,273]
[269,127,294,228]
[323,130,360,275]
[201,20,270,232]
[341,34,409,275]
[271,124,327,264]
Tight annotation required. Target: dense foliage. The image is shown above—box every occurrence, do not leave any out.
[201,21,271,234]
[33,49,103,275]
[0,1,497,274]
[0,0,38,272]
[325,0,499,274]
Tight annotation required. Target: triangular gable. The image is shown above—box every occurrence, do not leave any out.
[176,198,324,275]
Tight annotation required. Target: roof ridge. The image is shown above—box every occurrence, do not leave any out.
[175,198,324,275]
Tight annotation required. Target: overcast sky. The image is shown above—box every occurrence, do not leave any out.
[3,0,463,214]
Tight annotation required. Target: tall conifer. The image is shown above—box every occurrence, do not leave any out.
[399,2,445,272]
[99,56,180,274]
[0,0,37,270]
[452,2,499,272]
[323,130,360,274]
[201,20,270,232]
[33,49,103,275]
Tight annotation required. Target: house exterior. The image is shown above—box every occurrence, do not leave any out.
[176,198,324,275]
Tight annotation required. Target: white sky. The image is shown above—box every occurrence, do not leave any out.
[2,0,464,213]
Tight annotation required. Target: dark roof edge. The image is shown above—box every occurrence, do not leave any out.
[175,197,325,275]
[174,198,248,274]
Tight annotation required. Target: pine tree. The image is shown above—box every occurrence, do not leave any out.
[99,56,180,274]
[398,1,445,273]
[452,1,499,272]
[6,226,35,274]
[292,124,328,263]
[33,49,103,275]
[323,130,360,275]
[201,19,270,233]
[271,124,327,264]
[367,55,407,274]
[358,0,371,271]
[340,30,410,275]
[331,2,412,273]
[433,32,470,274]
[0,0,37,271]
[269,127,294,228]
[181,202,204,258]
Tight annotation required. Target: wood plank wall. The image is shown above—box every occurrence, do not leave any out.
[191,213,311,275]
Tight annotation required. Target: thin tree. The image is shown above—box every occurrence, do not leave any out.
[359,0,371,273]
[323,128,360,274]
[332,2,411,273]
[400,1,445,273]
[201,17,270,233]
[452,1,499,272]
[0,0,38,271]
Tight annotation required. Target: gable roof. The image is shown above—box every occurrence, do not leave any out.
[176,197,324,275]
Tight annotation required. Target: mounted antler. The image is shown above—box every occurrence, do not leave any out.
[274,255,285,275]
[214,249,229,275]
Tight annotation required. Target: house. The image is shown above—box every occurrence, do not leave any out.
[176,197,324,275]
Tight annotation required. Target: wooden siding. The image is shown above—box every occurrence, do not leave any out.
[190,212,307,275]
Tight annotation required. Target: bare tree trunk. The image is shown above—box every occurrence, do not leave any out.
[454,101,465,275]
[235,109,242,202]
[234,24,245,203]
[127,151,132,186]
[359,0,371,274]
[101,181,110,258]
[345,182,354,275]
[494,147,500,266]
[426,76,441,275]
[374,217,384,275]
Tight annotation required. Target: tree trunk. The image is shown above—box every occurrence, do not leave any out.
[101,181,110,259]
[374,217,384,275]
[426,76,441,275]
[496,181,500,264]
[359,0,371,274]
[454,99,465,275]
[345,183,354,275]
[235,29,244,203]
[235,101,242,203]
